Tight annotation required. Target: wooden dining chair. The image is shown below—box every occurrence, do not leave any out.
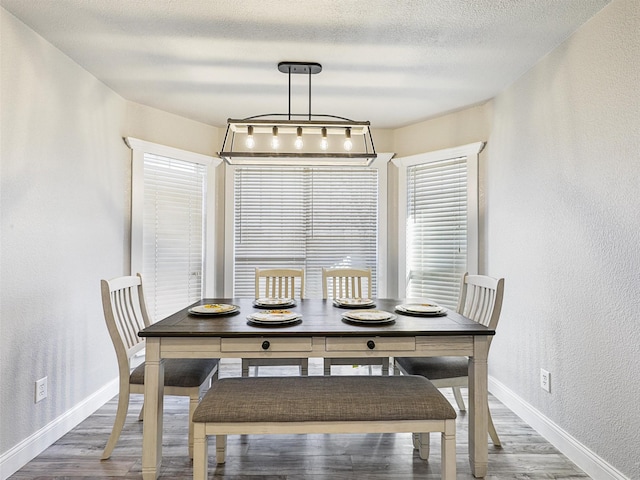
[254,267,305,300]
[395,273,505,446]
[100,274,219,460]
[322,266,372,300]
[242,268,307,377]
[322,267,389,375]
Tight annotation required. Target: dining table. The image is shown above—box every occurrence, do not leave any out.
[138,297,494,479]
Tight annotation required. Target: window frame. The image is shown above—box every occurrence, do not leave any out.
[127,137,221,300]
[392,142,483,298]
[223,154,393,298]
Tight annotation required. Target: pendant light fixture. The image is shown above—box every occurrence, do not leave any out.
[218,62,377,166]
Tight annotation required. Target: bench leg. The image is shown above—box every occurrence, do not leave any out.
[215,434,227,464]
[193,423,208,480]
[441,420,456,480]
[416,433,430,460]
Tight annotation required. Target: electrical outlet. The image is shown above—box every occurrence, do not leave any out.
[540,369,551,393]
[35,377,48,403]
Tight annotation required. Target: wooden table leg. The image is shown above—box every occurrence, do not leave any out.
[469,335,489,478]
[142,338,164,480]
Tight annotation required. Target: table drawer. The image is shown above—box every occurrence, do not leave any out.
[221,337,313,353]
[325,336,415,352]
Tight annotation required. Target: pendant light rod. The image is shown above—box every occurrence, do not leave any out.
[288,67,291,120]
[278,61,322,121]
[308,68,312,121]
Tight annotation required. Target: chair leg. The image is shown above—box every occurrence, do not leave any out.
[382,357,390,375]
[138,402,144,421]
[101,390,130,460]
[215,434,227,464]
[452,386,466,411]
[323,358,331,376]
[416,432,430,460]
[241,359,250,377]
[193,423,208,480]
[488,406,502,447]
[188,393,200,459]
[300,359,309,376]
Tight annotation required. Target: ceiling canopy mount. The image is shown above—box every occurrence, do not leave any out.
[277,61,322,75]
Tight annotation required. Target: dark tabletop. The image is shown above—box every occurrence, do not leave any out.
[139,298,495,338]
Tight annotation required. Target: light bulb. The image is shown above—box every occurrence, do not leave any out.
[271,126,279,149]
[245,125,255,149]
[344,127,353,152]
[294,127,303,150]
[320,127,328,151]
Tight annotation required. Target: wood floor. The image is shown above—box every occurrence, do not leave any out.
[9,359,590,479]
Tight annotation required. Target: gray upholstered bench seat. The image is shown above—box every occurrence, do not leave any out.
[192,375,457,480]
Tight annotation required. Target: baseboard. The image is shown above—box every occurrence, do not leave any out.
[489,376,629,480]
[0,378,118,480]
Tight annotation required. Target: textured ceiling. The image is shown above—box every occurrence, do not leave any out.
[2,0,610,129]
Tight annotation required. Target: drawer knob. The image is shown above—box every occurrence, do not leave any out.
[367,340,376,350]
[261,340,270,350]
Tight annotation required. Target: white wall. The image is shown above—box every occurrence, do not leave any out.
[390,0,639,477]
[486,0,639,477]
[392,102,492,159]
[125,102,218,157]
[0,9,218,477]
[0,5,128,460]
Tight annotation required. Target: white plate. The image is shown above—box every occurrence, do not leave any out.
[396,303,445,314]
[334,298,375,306]
[341,314,396,326]
[342,310,396,322]
[188,304,238,315]
[247,317,302,327]
[395,304,447,317]
[248,310,301,322]
[254,298,296,307]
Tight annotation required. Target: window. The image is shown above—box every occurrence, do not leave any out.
[394,143,482,308]
[231,166,379,298]
[128,138,220,322]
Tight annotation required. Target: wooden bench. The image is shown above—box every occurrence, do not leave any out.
[192,375,457,480]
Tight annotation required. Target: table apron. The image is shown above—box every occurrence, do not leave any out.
[156,335,476,359]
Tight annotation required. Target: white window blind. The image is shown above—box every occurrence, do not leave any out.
[234,167,378,298]
[142,153,207,321]
[406,156,467,308]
